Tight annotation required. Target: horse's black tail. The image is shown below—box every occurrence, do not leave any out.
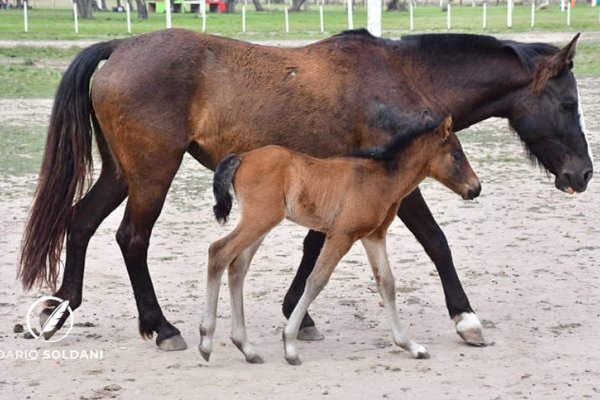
[19,39,119,291]
[213,154,242,224]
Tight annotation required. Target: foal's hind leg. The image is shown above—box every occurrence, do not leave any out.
[361,236,429,359]
[283,235,354,365]
[200,219,280,362]
[227,237,266,364]
[116,153,187,351]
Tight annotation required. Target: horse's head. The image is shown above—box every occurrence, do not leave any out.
[509,34,594,193]
[429,116,481,200]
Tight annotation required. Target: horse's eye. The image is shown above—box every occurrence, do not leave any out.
[452,151,463,161]
[561,102,576,112]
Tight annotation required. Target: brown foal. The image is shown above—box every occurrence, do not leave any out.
[199,116,481,365]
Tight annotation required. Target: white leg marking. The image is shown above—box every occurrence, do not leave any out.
[362,238,429,359]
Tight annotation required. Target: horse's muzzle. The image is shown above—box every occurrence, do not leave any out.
[555,167,593,194]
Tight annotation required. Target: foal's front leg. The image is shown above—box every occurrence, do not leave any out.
[283,235,354,365]
[361,236,429,359]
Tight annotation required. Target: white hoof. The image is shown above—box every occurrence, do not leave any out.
[297,326,324,341]
[453,312,486,346]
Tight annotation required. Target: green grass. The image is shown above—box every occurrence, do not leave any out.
[0,124,46,177]
[0,5,599,40]
[0,64,64,97]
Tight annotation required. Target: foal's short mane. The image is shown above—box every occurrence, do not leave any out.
[400,34,559,73]
[352,116,442,171]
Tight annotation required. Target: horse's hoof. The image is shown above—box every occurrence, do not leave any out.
[40,308,58,340]
[199,345,211,362]
[454,312,487,347]
[297,325,324,341]
[285,355,302,366]
[157,334,187,351]
[246,354,264,364]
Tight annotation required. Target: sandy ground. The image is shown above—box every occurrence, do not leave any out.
[0,65,599,399]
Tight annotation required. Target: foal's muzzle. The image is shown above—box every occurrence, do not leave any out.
[462,182,482,200]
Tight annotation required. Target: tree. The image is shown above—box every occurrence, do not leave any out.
[135,0,148,19]
[289,0,306,11]
[252,0,264,11]
[387,0,408,11]
[225,0,235,12]
[75,0,95,19]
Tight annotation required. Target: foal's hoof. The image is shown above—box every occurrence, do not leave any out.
[297,326,324,341]
[199,345,211,362]
[454,312,487,347]
[414,349,430,359]
[157,334,188,351]
[285,355,302,366]
[246,354,265,364]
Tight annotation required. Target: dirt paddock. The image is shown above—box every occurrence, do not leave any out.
[0,73,599,399]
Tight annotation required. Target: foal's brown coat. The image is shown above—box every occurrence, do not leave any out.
[199,117,481,365]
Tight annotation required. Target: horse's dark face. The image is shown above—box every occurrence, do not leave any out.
[509,38,593,193]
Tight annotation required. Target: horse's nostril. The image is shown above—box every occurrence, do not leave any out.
[584,170,593,183]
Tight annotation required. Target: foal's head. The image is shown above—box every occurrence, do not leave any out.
[426,116,481,200]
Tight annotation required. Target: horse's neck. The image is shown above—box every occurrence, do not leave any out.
[409,55,533,130]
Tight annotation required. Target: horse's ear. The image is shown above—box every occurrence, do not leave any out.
[437,115,453,142]
[533,33,579,93]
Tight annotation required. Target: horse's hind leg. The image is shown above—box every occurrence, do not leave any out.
[41,133,128,339]
[361,235,429,359]
[116,153,187,351]
[283,235,354,365]
[228,236,265,364]
[282,230,326,341]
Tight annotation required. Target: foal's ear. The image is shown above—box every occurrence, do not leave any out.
[533,33,579,93]
[437,115,453,142]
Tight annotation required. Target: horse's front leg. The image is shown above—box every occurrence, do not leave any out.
[115,155,188,352]
[282,230,326,341]
[398,188,486,346]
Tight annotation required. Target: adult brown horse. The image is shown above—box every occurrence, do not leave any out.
[20,29,593,351]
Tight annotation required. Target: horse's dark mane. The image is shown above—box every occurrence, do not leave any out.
[352,115,441,171]
[401,34,558,72]
[335,28,377,39]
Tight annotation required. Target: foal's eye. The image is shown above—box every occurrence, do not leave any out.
[561,102,576,112]
[452,151,463,161]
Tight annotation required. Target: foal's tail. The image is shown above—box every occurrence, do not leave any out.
[19,40,119,291]
[213,154,242,224]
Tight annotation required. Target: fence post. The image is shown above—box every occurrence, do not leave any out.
[165,0,172,28]
[23,0,28,32]
[284,6,289,32]
[530,2,535,27]
[507,0,512,28]
[483,2,487,29]
[409,1,414,31]
[73,2,79,33]
[319,3,324,32]
[566,1,571,25]
[242,5,246,32]
[368,0,382,35]
[347,0,354,29]
[447,3,451,30]
[126,3,131,33]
